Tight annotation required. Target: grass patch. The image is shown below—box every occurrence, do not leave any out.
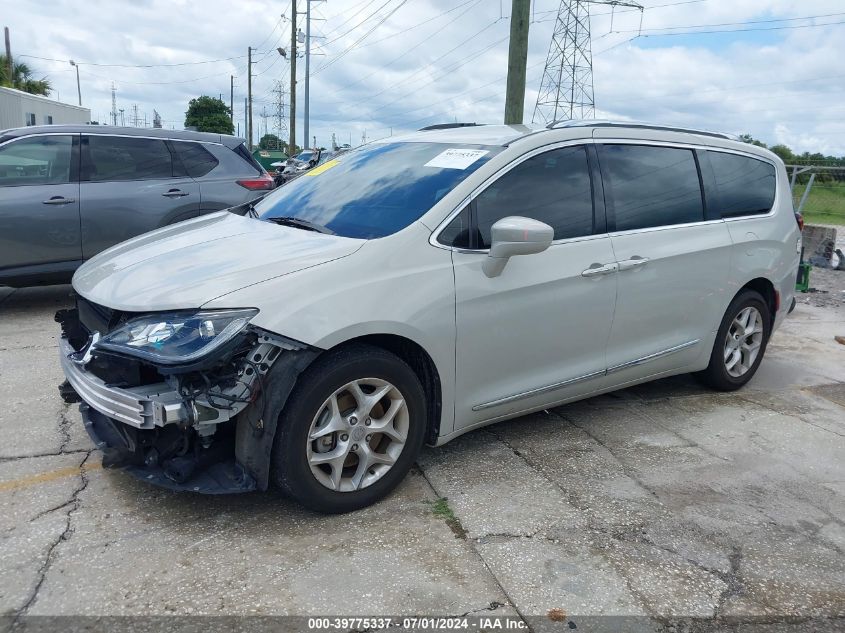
[794,183,845,225]
[429,497,467,539]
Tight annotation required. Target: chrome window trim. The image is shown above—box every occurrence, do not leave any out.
[81,132,224,147]
[0,132,223,148]
[429,139,600,253]
[473,339,701,411]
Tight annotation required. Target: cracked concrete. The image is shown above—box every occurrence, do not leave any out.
[1,285,844,629]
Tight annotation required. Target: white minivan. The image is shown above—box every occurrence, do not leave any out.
[58,121,802,512]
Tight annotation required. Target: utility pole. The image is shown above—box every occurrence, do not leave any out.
[504,0,531,124]
[3,27,11,82]
[304,0,311,149]
[289,0,297,155]
[247,46,253,149]
[110,83,118,126]
[244,97,248,143]
[533,0,643,123]
[230,75,234,122]
[69,60,81,106]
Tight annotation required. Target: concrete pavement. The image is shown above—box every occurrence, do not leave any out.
[0,284,843,630]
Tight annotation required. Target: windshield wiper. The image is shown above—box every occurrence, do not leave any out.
[265,216,335,235]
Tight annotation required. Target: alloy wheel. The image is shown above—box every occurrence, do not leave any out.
[306,378,409,492]
[723,306,764,378]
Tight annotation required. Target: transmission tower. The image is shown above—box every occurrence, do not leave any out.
[270,81,288,149]
[533,0,643,124]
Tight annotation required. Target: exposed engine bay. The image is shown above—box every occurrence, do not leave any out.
[56,297,318,493]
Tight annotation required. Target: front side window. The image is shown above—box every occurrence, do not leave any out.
[708,151,776,218]
[475,146,594,249]
[601,144,704,232]
[83,135,174,182]
[257,142,501,239]
[0,135,73,186]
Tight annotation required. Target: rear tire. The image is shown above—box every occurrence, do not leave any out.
[697,289,771,391]
[271,343,426,513]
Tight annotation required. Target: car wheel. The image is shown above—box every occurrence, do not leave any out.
[697,289,771,391]
[271,343,426,513]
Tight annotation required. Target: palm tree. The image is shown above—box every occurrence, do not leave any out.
[0,55,52,96]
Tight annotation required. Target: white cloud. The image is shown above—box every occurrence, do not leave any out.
[4,0,845,154]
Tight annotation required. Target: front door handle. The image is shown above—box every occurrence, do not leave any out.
[581,262,619,277]
[162,189,190,198]
[42,196,76,205]
[618,256,650,271]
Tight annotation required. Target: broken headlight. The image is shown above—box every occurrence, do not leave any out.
[96,309,258,365]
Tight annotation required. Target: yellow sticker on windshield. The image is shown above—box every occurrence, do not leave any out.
[306,158,341,177]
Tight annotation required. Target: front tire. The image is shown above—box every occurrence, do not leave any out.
[697,289,771,391]
[271,344,426,513]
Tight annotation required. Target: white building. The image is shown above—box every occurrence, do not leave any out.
[0,86,91,130]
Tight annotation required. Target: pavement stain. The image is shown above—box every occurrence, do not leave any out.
[0,460,101,493]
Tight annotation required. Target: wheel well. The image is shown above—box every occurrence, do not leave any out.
[740,278,777,316]
[334,334,442,445]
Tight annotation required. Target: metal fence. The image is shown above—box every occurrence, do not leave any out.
[787,164,845,226]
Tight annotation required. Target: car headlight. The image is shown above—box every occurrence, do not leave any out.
[96,309,258,365]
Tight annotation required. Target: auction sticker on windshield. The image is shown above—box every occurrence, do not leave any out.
[424,148,489,170]
[306,158,341,177]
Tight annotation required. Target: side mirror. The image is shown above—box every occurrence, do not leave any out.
[482,216,554,278]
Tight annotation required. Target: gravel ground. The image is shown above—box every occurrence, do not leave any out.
[796,266,845,312]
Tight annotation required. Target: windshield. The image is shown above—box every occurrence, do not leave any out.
[295,151,314,162]
[256,142,501,239]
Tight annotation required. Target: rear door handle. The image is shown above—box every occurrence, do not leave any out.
[42,196,75,205]
[618,256,650,271]
[162,189,190,198]
[581,262,619,277]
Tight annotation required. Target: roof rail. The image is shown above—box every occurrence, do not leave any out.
[546,119,733,140]
[418,122,482,131]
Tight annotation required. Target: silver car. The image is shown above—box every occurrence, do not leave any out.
[0,125,274,287]
[57,121,801,513]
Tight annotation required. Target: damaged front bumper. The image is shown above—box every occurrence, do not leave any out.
[57,304,318,494]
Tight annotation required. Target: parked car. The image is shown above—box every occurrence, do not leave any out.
[0,125,274,287]
[58,121,801,513]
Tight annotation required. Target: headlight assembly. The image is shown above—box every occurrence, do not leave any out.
[96,309,258,365]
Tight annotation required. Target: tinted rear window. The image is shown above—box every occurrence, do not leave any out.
[171,141,219,178]
[83,136,173,181]
[601,144,704,231]
[234,143,263,174]
[708,151,776,218]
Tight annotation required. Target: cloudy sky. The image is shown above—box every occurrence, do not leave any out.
[5,0,844,154]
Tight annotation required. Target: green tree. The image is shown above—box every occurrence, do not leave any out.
[0,55,51,96]
[184,96,234,134]
[738,133,767,148]
[259,133,281,150]
[769,144,794,163]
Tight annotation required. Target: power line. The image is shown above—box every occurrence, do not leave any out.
[325,0,484,100]
[314,0,409,75]
[613,11,845,34]
[19,53,250,68]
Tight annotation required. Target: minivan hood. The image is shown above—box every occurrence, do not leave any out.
[73,212,364,312]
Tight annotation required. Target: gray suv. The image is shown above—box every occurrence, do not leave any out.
[0,126,273,287]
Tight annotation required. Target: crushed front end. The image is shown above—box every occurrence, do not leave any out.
[56,297,317,493]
